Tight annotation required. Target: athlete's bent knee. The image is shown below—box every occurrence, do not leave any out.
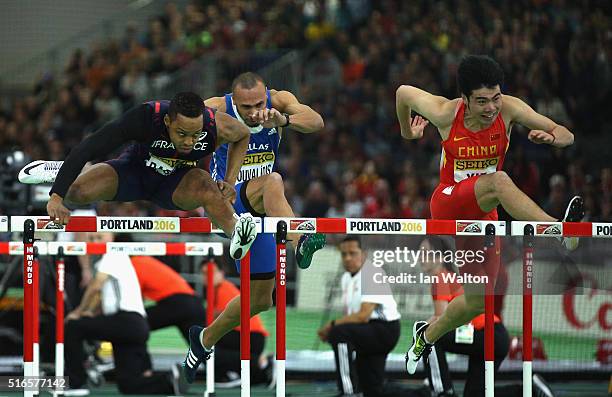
[66,182,91,204]
[187,170,219,202]
[491,171,511,193]
[264,172,284,187]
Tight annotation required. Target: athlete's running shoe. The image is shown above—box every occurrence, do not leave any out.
[560,196,584,251]
[295,233,326,269]
[405,320,433,375]
[182,326,213,384]
[18,160,63,184]
[229,213,258,260]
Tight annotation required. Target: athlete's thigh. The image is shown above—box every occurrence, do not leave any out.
[250,277,276,297]
[431,177,494,220]
[473,172,502,213]
[66,163,119,202]
[243,176,268,215]
[172,168,220,210]
[233,180,265,217]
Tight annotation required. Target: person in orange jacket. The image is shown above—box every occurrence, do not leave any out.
[201,260,274,388]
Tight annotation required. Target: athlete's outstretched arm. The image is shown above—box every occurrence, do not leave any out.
[505,95,574,147]
[215,111,250,186]
[50,105,149,200]
[396,85,453,139]
[269,90,324,133]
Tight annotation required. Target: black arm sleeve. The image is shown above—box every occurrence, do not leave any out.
[50,104,151,198]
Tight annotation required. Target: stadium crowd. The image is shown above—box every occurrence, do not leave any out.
[0,0,610,222]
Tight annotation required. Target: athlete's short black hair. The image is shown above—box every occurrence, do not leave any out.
[457,55,504,98]
[340,236,362,249]
[231,72,265,92]
[168,92,204,120]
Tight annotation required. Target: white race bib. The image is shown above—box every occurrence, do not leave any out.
[145,154,176,175]
[145,154,197,176]
[236,151,275,183]
[455,323,475,344]
[453,157,499,182]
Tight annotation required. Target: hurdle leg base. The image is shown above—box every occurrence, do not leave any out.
[241,360,250,397]
[205,350,215,397]
[276,359,285,397]
[24,361,34,397]
[523,361,533,397]
[485,360,494,397]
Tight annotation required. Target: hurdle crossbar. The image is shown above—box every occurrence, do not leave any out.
[9,216,612,238]
[10,216,507,236]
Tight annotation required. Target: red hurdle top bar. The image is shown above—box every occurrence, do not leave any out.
[511,221,612,237]
[7,216,612,237]
[9,216,213,233]
[10,216,507,235]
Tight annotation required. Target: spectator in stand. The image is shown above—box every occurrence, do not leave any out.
[544,174,571,220]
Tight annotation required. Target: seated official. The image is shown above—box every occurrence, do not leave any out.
[317,236,401,397]
[63,232,186,396]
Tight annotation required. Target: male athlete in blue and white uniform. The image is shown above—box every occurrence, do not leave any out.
[182,73,326,382]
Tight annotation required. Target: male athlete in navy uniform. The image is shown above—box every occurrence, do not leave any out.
[182,72,326,382]
[25,92,258,259]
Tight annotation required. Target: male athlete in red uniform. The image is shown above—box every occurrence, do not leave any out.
[397,55,584,375]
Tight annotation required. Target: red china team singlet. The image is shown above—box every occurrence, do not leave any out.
[430,101,509,220]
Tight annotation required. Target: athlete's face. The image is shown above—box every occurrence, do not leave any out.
[165,113,204,154]
[232,81,267,127]
[339,240,365,274]
[464,85,502,127]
